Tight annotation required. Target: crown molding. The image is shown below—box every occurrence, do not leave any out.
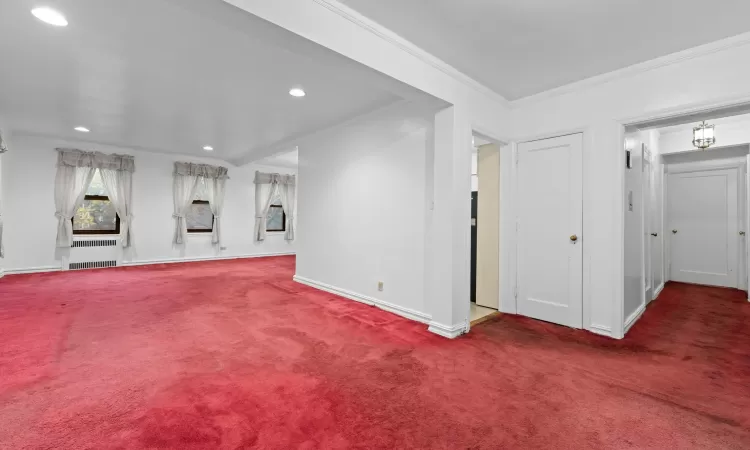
[311,0,510,108]
[512,31,750,109]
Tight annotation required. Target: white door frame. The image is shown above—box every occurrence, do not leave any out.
[618,98,750,338]
[468,125,510,333]
[665,158,747,290]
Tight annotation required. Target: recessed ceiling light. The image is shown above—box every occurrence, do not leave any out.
[289,88,306,97]
[31,7,68,27]
[203,146,214,151]
[74,126,90,133]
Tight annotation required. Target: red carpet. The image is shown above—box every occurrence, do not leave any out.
[1,257,749,449]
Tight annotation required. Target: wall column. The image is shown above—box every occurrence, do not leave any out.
[0,126,6,279]
[426,106,472,338]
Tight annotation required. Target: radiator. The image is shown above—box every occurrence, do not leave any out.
[72,239,118,248]
[69,260,117,270]
[67,238,122,270]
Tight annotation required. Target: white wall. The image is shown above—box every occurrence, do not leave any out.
[295,103,432,320]
[510,36,750,338]
[1,134,296,273]
[0,118,6,276]
[660,117,750,154]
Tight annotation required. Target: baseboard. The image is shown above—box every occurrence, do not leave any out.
[1,253,295,276]
[122,252,295,267]
[427,321,467,339]
[2,265,62,275]
[624,303,647,335]
[292,275,432,325]
[653,283,665,300]
[588,324,614,338]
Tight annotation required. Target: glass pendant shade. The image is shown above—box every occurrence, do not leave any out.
[692,121,716,149]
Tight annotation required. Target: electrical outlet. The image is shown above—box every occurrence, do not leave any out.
[220,246,227,251]
[377,281,384,292]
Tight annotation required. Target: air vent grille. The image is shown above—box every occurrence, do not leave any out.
[69,260,117,270]
[72,239,118,248]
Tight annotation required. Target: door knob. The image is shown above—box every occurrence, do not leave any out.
[741,231,746,236]
[672,230,678,234]
[651,233,658,237]
[570,235,578,242]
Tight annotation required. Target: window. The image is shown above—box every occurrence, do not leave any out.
[266,200,286,232]
[73,170,120,235]
[186,179,214,233]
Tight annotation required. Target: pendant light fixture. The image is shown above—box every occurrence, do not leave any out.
[692,121,716,149]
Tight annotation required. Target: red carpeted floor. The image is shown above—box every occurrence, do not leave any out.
[1,257,749,449]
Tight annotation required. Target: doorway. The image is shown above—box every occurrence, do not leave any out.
[622,108,750,336]
[469,133,501,325]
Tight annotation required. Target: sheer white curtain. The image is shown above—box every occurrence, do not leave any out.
[100,169,134,247]
[277,178,296,241]
[172,173,199,245]
[54,165,96,247]
[254,183,277,242]
[205,176,227,246]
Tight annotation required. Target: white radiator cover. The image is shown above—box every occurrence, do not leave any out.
[64,238,123,270]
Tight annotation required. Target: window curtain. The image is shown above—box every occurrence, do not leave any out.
[254,179,275,242]
[54,149,135,248]
[277,178,296,241]
[100,169,134,248]
[54,163,96,248]
[205,176,227,246]
[254,171,296,242]
[173,162,228,246]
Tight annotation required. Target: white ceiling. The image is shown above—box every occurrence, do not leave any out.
[0,0,430,161]
[254,148,299,169]
[340,0,750,100]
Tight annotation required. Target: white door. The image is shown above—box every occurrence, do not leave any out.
[669,168,739,288]
[517,134,583,328]
[643,152,653,302]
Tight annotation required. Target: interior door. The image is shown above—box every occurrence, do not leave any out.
[669,168,739,288]
[643,152,653,302]
[517,134,583,328]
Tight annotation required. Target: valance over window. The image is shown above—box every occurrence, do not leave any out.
[54,148,135,248]
[254,171,296,242]
[172,162,228,246]
[174,162,229,179]
[56,148,135,172]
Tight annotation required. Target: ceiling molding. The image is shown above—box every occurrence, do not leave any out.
[511,31,750,109]
[311,0,510,108]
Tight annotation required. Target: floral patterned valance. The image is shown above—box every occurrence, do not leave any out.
[174,162,229,179]
[56,148,135,172]
[254,171,295,186]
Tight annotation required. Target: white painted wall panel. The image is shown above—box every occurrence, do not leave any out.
[295,105,431,318]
